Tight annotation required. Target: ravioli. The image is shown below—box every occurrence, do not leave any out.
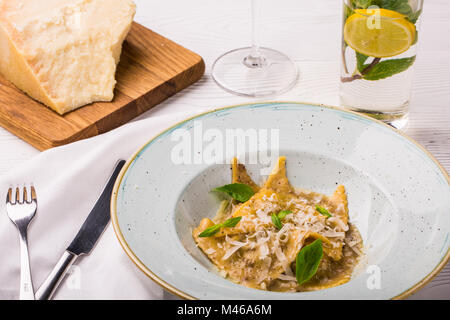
[231,157,260,193]
[193,157,363,292]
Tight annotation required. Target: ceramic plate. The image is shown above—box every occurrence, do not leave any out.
[111,102,450,299]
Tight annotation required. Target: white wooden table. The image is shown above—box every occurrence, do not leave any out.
[0,0,448,299]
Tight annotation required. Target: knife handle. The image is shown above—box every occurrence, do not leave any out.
[35,251,77,300]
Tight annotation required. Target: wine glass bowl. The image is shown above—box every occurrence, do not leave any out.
[211,0,298,97]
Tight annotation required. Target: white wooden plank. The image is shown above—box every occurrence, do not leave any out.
[0,0,448,298]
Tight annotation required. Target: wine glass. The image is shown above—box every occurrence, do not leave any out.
[212,0,298,97]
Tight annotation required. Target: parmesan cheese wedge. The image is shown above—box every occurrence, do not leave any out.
[0,0,136,114]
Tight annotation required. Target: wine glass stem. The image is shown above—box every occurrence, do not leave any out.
[250,0,259,57]
[244,0,265,68]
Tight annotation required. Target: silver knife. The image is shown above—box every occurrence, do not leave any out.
[35,160,126,300]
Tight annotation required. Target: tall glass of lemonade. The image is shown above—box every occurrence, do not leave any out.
[340,0,424,129]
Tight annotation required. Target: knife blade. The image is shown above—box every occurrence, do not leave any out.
[35,160,126,300]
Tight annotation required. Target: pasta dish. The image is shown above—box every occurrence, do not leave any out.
[193,156,363,292]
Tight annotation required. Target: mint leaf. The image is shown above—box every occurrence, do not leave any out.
[383,1,412,15]
[271,213,283,230]
[396,3,413,16]
[199,216,242,237]
[408,9,422,24]
[344,3,354,22]
[221,216,242,228]
[374,0,421,24]
[277,210,292,220]
[316,205,332,218]
[412,26,418,45]
[351,0,374,9]
[212,183,255,203]
[363,56,416,80]
[356,52,370,72]
[374,0,408,11]
[296,239,323,285]
[407,9,422,24]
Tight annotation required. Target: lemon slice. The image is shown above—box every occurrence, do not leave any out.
[344,8,415,58]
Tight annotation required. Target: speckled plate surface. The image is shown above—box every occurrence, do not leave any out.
[111,102,450,300]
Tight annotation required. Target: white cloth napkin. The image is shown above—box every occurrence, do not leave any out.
[0,111,194,299]
[1,108,448,300]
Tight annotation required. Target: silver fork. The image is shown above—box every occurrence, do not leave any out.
[6,186,37,300]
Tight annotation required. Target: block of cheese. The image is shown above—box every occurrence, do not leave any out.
[0,0,136,115]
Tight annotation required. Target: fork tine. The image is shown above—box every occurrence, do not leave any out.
[6,187,12,204]
[23,186,28,203]
[31,186,37,202]
[15,187,20,204]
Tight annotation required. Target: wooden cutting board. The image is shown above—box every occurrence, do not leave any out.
[0,22,205,150]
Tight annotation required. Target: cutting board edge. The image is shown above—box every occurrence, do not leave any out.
[0,114,55,151]
[37,54,205,150]
[0,22,206,151]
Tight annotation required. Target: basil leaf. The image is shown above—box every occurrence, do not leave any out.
[363,56,416,80]
[296,239,323,285]
[316,205,332,218]
[199,216,242,237]
[277,210,292,220]
[198,224,222,237]
[221,216,242,228]
[271,214,283,230]
[356,52,370,73]
[212,183,255,203]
